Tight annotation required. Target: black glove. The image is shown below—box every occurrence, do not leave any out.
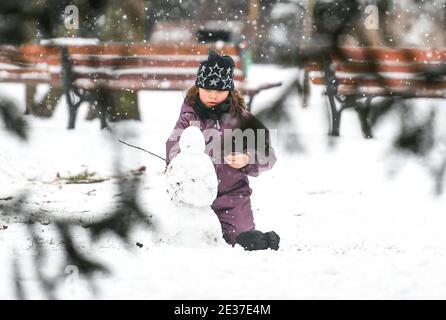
[235,230,280,251]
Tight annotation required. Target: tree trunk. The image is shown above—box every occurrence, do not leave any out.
[27,86,63,118]
[25,84,37,115]
[98,0,145,122]
[108,90,140,122]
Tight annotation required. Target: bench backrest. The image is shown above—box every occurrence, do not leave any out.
[0,43,246,91]
[308,47,446,98]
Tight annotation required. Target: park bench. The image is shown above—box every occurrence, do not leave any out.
[306,46,446,138]
[0,40,281,129]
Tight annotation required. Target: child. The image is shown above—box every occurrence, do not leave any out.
[165,50,280,251]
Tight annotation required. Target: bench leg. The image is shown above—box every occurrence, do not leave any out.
[66,89,88,129]
[355,97,373,139]
[326,86,342,136]
[61,46,88,130]
[328,93,372,138]
[328,103,341,136]
[323,56,344,137]
[99,108,107,130]
[96,88,109,130]
[67,103,78,130]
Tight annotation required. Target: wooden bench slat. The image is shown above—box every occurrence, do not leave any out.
[337,84,446,98]
[309,70,446,82]
[308,47,446,98]
[305,46,446,137]
[0,71,246,91]
[310,75,446,88]
[0,64,244,77]
[0,53,241,65]
[19,43,239,56]
[71,79,246,91]
[308,62,446,74]
[0,75,247,91]
[70,72,241,81]
[0,42,252,93]
[331,47,446,63]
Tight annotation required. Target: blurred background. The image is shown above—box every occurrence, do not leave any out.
[2,0,446,300]
[2,1,446,57]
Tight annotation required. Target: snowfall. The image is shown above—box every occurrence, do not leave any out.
[1,65,446,300]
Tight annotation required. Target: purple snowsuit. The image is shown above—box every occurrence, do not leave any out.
[166,102,277,245]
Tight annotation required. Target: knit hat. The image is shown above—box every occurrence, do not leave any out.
[195,50,235,91]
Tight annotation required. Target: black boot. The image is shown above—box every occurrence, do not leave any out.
[235,230,280,251]
[265,231,280,250]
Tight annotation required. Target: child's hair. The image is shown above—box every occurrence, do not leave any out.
[184,86,246,116]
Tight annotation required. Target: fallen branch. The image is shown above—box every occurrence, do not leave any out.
[118,139,166,162]
[65,178,109,184]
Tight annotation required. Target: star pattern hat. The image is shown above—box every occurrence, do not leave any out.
[195,50,235,91]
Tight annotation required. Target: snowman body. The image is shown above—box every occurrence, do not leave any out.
[158,126,222,246]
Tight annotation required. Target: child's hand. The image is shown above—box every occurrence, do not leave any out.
[224,152,250,169]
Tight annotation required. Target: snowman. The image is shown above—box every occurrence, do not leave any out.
[166,125,218,206]
[152,125,222,246]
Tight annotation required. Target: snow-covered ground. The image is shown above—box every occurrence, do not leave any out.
[1,65,446,299]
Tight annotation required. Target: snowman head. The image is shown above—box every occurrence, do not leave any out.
[179,126,205,154]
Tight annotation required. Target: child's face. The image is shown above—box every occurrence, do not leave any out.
[198,88,229,108]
